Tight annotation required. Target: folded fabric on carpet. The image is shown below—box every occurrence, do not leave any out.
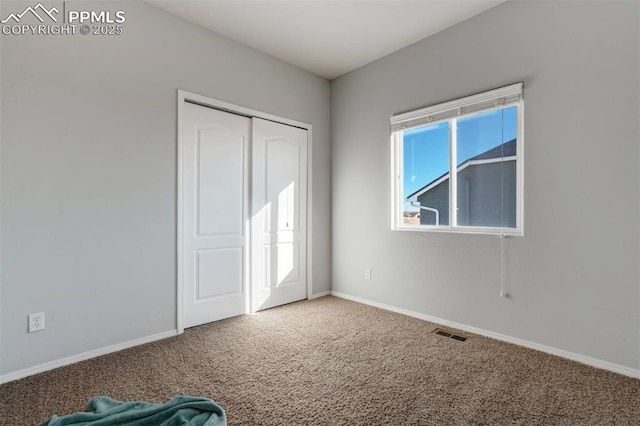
[39,395,226,426]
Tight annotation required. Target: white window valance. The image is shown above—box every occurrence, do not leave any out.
[390,83,523,132]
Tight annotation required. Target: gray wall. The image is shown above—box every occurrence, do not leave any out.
[332,1,639,370]
[0,0,331,375]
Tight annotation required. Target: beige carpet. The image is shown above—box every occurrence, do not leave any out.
[1,296,638,425]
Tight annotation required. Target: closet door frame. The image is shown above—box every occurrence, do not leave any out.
[176,90,313,334]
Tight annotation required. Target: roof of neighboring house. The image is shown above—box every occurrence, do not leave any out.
[407,138,516,201]
[467,138,517,161]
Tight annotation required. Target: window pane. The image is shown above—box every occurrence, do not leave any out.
[456,106,517,228]
[403,122,450,226]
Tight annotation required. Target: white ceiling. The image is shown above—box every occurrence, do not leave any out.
[146,0,505,80]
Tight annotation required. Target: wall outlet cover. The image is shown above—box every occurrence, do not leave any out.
[28,312,45,333]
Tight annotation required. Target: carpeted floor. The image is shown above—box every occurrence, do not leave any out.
[1,296,638,425]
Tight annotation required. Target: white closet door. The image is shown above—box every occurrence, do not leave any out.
[251,118,308,312]
[182,102,250,328]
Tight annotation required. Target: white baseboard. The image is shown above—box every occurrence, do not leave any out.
[0,330,178,384]
[308,291,331,300]
[3,295,637,383]
[330,291,640,379]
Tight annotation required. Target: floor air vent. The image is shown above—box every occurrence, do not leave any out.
[434,329,468,342]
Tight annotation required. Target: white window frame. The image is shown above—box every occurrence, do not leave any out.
[390,83,524,236]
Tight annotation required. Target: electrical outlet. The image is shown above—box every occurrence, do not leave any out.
[365,268,371,280]
[28,312,45,333]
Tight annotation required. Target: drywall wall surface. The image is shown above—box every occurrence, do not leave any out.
[0,0,331,375]
[331,0,639,370]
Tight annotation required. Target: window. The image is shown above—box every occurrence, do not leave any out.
[390,83,523,234]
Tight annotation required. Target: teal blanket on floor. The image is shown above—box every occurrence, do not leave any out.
[39,396,226,426]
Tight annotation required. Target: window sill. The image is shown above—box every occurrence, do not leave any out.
[392,225,523,237]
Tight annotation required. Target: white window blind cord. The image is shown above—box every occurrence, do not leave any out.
[500,231,509,298]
